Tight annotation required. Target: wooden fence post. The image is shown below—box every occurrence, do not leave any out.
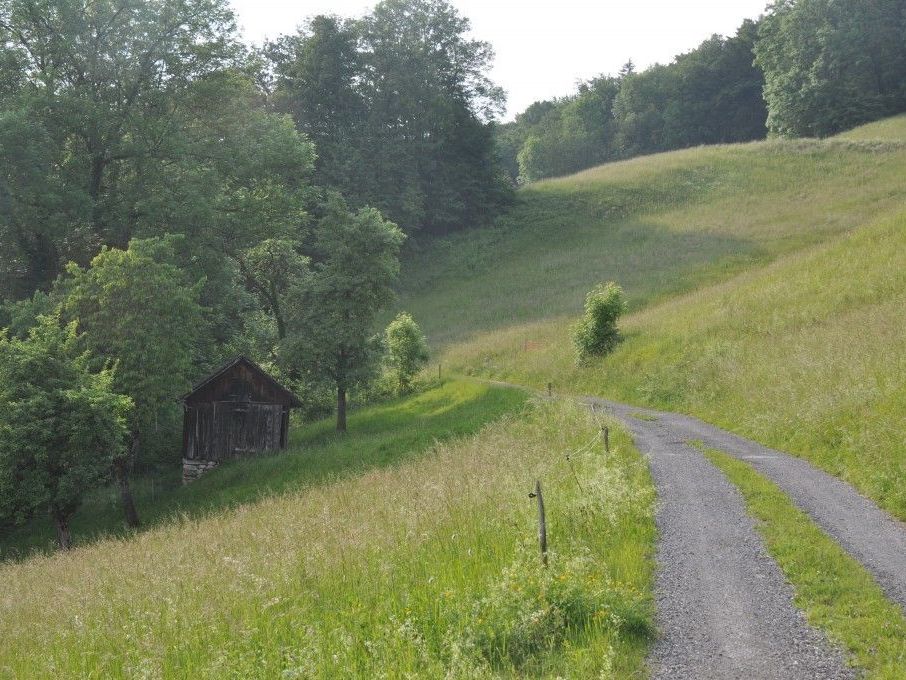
[547,382,552,397]
[438,363,442,381]
[602,425,610,453]
[530,480,548,566]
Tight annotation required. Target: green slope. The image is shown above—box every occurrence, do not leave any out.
[399,123,906,347]
[1,386,655,678]
[400,116,906,520]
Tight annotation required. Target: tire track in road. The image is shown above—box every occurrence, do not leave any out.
[588,398,854,679]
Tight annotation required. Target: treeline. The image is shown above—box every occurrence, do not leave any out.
[502,0,906,183]
[0,0,485,545]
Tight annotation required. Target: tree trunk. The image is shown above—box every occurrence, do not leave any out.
[114,446,141,528]
[52,512,72,551]
[336,383,347,433]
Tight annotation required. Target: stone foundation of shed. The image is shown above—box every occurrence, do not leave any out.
[182,458,219,484]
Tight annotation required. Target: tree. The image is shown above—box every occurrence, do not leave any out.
[572,282,626,364]
[755,0,906,137]
[237,239,311,342]
[384,312,429,394]
[0,0,318,347]
[0,316,131,549]
[268,0,511,236]
[60,236,205,527]
[283,198,405,432]
[0,0,241,291]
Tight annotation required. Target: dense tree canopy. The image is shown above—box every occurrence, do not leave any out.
[755,0,906,137]
[507,20,768,182]
[0,316,130,548]
[267,0,512,235]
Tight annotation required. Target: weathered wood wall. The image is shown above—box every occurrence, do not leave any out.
[183,402,285,462]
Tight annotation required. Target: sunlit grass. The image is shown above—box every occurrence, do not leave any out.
[398,131,906,346]
[0,397,655,678]
[401,117,906,522]
[0,380,527,560]
[442,211,906,520]
[706,448,906,678]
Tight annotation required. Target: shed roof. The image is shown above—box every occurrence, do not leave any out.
[182,356,303,408]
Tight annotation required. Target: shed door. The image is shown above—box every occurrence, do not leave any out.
[228,403,282,457]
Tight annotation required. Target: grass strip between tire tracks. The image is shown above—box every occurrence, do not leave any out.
[704,447,906,679]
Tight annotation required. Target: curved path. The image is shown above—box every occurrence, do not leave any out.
[592,398,906,613]
[585,398,855,678]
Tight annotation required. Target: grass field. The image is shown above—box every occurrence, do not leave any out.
[399,117,906,521]
[0,392,656,678]
[399,127,906,346]
[0,380,526,560]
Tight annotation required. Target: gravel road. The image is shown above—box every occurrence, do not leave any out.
[595,398,906,613]
[586,398,856,679]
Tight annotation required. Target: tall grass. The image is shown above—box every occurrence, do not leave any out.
[394,117,906,521]
[0,398,655,678]
[441,209,906,520]
[398,129,906,346]
[0,380,526,560]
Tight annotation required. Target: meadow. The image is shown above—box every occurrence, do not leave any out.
[0,380,525,560]
[402,118,906,521]
[399,130,906,346]
[0,391,655,678]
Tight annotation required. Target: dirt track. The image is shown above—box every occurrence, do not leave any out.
[588,397,857,679]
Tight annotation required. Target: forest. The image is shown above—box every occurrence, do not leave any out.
[1,0,905,545]
[501,0,906,182]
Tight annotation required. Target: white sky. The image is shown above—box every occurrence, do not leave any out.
[230,0,770,120]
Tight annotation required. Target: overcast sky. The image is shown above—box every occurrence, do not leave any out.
[230,0,770,120]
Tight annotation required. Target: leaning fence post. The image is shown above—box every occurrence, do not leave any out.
[530,480,548,566]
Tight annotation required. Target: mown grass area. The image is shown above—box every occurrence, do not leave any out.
[399,125,906,346]
[0,396,656,678]
[705,448,906,678]
[0,380,526,560]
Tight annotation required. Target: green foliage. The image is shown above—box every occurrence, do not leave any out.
[504,20,766,182]
[237,239,311,342]
[0,316,130,548]
[267,0,512,235]
[756,0,906,137]
[572,282,626,363]
[384,312,430,394]
[60,236,206,467]
[283,197,405,430]
[0,0,318,354]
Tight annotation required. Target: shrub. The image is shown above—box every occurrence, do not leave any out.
[384,312,430,394]
[572,282,626,363]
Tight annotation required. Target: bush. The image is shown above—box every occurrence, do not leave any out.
[572,282,626,363]
[384,312,430,394]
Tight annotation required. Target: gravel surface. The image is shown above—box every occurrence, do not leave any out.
[597,398,906,613]
[587,398,855,679]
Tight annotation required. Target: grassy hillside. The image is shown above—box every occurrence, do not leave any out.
[1,392,655,678]
[0,380,525,560]
[399,117,906,520]
[838,114,906,141]
[400,127,906,347]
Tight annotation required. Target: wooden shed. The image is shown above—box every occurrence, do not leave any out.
[181,356,302,482]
